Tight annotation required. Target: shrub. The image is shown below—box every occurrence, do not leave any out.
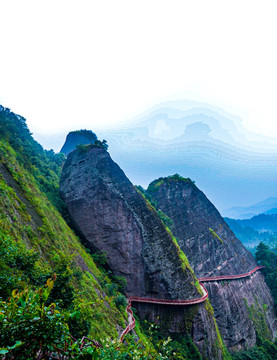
[0,277,71,360]
[114,294,127,310]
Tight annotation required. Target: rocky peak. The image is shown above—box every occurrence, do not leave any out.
[147,174,256,277]
[60,130,97,156]
[60,148,226,359]
[60,149,198,299]
[147,175,277,350]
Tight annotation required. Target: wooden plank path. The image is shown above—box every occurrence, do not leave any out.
[119,265,265,341]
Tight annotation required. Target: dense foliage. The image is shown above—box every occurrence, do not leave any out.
[0,278,72,359]
[255,242,277,310]
[0,107,128,342]
[232,336,277,360]
[0,106,65,211]
[0,281,175,360]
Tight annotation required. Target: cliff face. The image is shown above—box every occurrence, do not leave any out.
[60,130,97,156]
[60,146,227,359]
[147,176,277,350]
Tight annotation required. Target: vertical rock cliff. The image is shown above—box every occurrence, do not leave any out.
[147,175,277,350]
[60,145,228,359]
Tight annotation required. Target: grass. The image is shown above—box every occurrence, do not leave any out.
[209,228,224,244]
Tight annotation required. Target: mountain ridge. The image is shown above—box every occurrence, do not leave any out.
[224,197,277,219]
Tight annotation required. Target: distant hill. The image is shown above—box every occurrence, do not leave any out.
[225,217,277,250]
[236,213,277,233]
[224,198,277,219]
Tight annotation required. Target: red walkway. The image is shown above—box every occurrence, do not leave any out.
[119,283,208,341]
[198,266,265,282]
[119,265,265,341]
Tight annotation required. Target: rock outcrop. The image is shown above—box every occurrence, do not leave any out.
[147,175,277,350]
[60,145,227,359]
[60,130,97,156]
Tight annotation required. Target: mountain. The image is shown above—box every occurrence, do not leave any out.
[225,214,277,251]
[236,214,277,233]
[60,129,97,156]
[60,145,228,359]
[2,107,211,359]
[224,217,276,250]
[224,198,277,220]
[2,104,277,359]
[146,175,277,350]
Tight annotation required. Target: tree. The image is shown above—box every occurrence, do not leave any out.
[256,242,270,264]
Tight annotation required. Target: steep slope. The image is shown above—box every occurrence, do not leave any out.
[147,175,277,350]
[60,130,97,156]
[0,107,127,340]
[60,144,229,359]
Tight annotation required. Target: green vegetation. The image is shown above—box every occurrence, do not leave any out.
[243,298,271,341]
[209,228,224,244]
[141,320,202,360]
[0,278,72,359]
[2,106,275,359]
[255,242,277,310]
[0,107,65,212]
[232,336,277,360]
[0,106,210,359]
[136,185,173,229]
[0,107,126,342]
[163,226,203,295]
[236,256,277,360]
[147,174,196,196]
[157,209,174,229]
[0,280,179,360]
[76,140,108,153]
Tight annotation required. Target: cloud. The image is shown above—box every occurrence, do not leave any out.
[153,120,171,137]
[0,1,277,138]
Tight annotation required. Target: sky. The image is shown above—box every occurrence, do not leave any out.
[1,1,277,139]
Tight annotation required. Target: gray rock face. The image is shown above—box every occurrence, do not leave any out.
[60,130,97,156]
[60,147,225,359]
[148,176,277,350]
[206,272,277,349]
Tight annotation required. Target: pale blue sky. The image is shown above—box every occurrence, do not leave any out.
[1,1,277,138]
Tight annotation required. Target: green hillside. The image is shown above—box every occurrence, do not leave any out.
[1,106,276,360]
[0,107,202,359]
[0,106,129,333]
